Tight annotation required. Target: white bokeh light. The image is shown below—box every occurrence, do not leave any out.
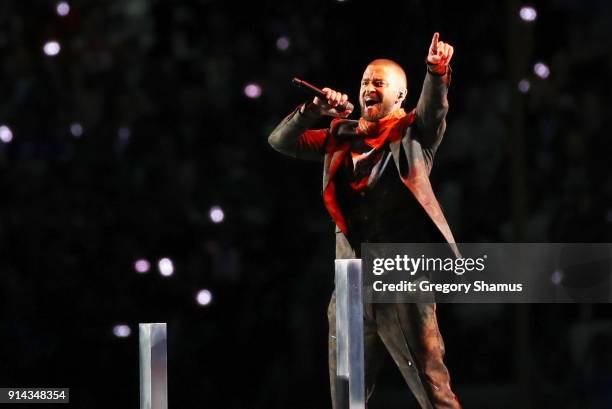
[276,36,290,51]
[118,126,131,140]
[244,83,262,99]
[209,206,225,223]
[70,122,83,137]
[0,125,13,143]
[518,79,531,93]
[134,259,150,274]
[534,62,550,79]
[158,258,174,276]
[519,6,537,22]
[196,289,213,306]
[43,41,61,56]
[56,2,70,16]
[113,324,131,338]
[551,269,563,285]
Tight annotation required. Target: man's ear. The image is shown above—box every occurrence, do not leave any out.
[397,87,407,103]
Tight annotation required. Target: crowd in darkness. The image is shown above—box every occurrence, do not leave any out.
[0,0,611,408]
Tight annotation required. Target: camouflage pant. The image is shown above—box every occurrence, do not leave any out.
[327,292,462,409]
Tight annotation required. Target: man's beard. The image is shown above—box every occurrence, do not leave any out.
[360,101,393,121]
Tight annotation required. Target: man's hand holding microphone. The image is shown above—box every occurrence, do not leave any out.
[293,77,353,118]
[311,87,353,118]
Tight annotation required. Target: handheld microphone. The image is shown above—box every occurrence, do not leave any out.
[292,77,354,113]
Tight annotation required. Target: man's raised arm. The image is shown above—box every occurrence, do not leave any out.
[414,32,454,150]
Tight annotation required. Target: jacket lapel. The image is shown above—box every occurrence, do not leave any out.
[324,146,349,191]
[390,139,461,258]
[322,143,350,234]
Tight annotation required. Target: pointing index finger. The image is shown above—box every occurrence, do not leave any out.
[430,32,439,52]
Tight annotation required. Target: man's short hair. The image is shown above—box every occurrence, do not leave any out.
[367,59,407,90]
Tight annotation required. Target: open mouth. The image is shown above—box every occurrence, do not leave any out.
[364,97,380,108]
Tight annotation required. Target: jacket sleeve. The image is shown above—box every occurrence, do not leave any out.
[268,104,329,162]
[414,67,452,151]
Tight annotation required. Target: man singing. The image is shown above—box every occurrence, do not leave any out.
[268,33,461,409]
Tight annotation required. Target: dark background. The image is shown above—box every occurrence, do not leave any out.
[1,0,611,408]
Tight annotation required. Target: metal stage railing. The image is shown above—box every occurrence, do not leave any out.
[137,261,365,409]
[335,259,365,409]
[139,323,168,409]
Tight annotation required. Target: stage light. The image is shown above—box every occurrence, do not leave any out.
[519,6,537,22]
[43,41,61,56]
[244,83,262,99]
[209,206,225,223]
[534,62,550,79]
[70,122,83,137]
[158,258,174,276]
[56,2,70,16]
[276,36,290,51]
[518,79,530,93]
[134,259,151,274]
[551,269,563,285]
[113,324,131,338]
[0,125,13,143]
[196,289,213,306]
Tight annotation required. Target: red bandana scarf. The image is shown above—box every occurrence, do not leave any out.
[323,108,414,234]
[349,108,411,190]
[356,108,409,145]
